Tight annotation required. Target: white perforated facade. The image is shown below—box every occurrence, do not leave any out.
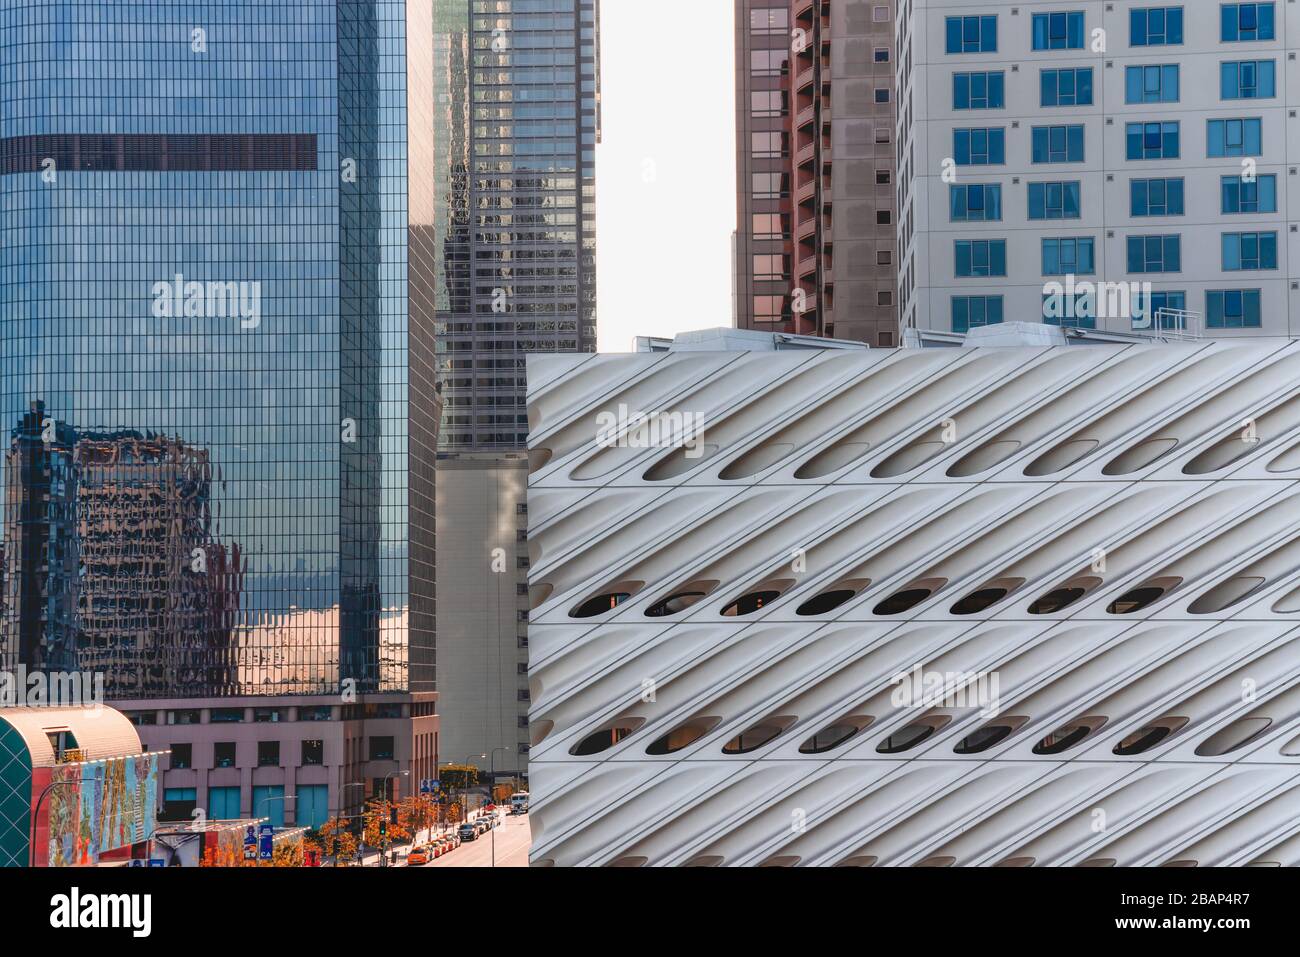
[526,341,1300,866]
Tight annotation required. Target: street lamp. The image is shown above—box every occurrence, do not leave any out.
[379,770,409,866]
[456,753,484,825]
[489,747,511,868]
[337,782,368,866]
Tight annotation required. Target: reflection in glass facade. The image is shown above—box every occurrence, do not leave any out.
[0,0,438,698]
[434,0,599,452]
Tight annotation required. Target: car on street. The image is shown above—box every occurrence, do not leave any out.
[406,846,429,866]
[459,823,478,841]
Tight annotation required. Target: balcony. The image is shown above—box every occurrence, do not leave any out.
[795,178,817,205]
[795,141,816,168]
[795,104,816,130]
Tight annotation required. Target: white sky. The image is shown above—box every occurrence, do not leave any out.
[595,0,737,352]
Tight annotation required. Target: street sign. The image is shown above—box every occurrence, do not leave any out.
[148,859,165,868]
[258,823,274,861]
[243,824,257,861]
[130,859,144,868]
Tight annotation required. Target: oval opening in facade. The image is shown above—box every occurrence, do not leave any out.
[1113,718,1186,756]
[954,722,1017,754]
[1033,717,1105,755]
[529,583,554,610]
[646,591,708,617]
[876,718,949,754]
[570,721,644,756]
[646,717,721,755]
[722,717,795,754]
[798,717,872,754]
[1106,578,1181,615]
[950,586,1013,616]
[1188,576,1266,615]
[1101,437,1178,476]
[571,593,631,619]
[873,580,946,616]
[797,589,858,616]
[1195,717,1272,757]
[1027,576,1100,614]
[720,583,789,617]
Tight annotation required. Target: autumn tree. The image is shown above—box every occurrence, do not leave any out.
[362,798,410,849]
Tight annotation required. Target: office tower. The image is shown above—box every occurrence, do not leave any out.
[895,1,1300,336]
[734,0,899,345]
[0,0,439,829]
[1,404,79,675]
[432,0,600,787]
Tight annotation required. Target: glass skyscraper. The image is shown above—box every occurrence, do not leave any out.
[1,0,442,824]
[0,3,443,827]
[433,0,599,451]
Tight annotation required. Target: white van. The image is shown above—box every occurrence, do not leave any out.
[510,792,530,814]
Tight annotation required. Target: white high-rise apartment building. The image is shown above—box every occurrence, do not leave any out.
[895,0,1300,337]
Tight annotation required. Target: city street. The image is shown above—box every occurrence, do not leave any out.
[417,812,532,868]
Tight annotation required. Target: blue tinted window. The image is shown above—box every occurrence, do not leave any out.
[955,240,1007,277]
[1028,181,1082,220]
[946,16,998,53]
[1223,232,1278,270]
[1221,3,1275,41]
[1131,7,1184,45]
[1125,65,1180,103]
[1032,11,1085,50]
[1207,118,1263,156]
[1127,234,1182,272]
[950,184,1003,221]
[1221,60,1276,98]
[951,295,1004,333]
[1041,68,1094,107]
[1222,174,1277,213]
[954,128,1006,165]
[1032,125,1085,163]
[1042,237,1095,276]
[1126,121,1180,159]
[1206,289,1262,327]
[954,72,1005,109]
[1130,178,1185,216]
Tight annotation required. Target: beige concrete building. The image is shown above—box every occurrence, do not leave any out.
[434,454,531,783]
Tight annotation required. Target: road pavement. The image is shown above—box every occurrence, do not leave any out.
[417,811,531,867]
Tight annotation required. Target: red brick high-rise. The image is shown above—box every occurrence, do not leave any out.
[734,0,899,346]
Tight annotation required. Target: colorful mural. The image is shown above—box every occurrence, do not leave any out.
[45,753,160,867]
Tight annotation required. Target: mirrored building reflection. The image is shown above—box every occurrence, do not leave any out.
[0,0,441,828]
